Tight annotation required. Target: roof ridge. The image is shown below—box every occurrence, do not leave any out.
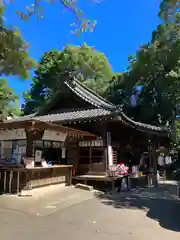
[119,110,171,133]
[65,73,115,110]
[70,74,114,106]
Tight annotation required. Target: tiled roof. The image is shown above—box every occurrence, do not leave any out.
[37,72,115,115]
[119,112,170,135]
[3,114,36,123]
[35,109,111,122]
[2,109,111,124]
[2,72,171,136]
[64,74,171,135]
[64,75,115,110]
[2,109,171,136]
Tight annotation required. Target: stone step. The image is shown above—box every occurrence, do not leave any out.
[75,183,94,191]
[87,171,106,176]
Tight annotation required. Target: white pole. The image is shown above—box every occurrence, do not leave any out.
[107,132,113,168]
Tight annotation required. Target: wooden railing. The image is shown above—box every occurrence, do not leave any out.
[0,165,73,195]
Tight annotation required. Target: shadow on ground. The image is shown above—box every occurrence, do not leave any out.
[94,183,180,232]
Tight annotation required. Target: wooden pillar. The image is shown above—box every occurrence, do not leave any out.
[148,137,158,187]
[147,138,153,187]
[89,142,92,172]
[25,130,34,157]
[152,141,158,187]
[148,138,152,170]
[0,140,4,157]
[102,123,107,172]
[25,127,45,158]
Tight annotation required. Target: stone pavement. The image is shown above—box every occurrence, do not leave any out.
[0,185,94,216]
[95,181,180,234]
[0,183,180,240]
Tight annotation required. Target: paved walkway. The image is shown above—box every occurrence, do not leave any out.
[0,183,179,239]
[95,181,180,234]
[0,185,94,216]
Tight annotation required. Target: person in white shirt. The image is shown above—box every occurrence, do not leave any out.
[165,155,172,165]
[158,154,165,167]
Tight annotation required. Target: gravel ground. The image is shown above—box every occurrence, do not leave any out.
[0,184,180,240]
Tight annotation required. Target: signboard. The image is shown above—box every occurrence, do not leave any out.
[35,150,42,162]
[16,140,26,146]
[79,140,103,147]
[43,140,52,148]
[34,140,43,148]
[52,141,62,148]
[43,141,64,149]
[42,130,67,142]
[0,129,26,140]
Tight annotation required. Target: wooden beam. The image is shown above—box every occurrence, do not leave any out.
[0,119,97,138]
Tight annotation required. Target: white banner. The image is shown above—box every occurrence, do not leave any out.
[42,130,67,142]
[79,140,103,147]
[0,129,26,140]
[107,132,113,167]
[108,145,113,167]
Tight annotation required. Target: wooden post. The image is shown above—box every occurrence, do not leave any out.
[152,141,158,187]
[3,171,6,193]
[177,181,180,199]
[17,171,20,195]
[102,123,108,173]
[25,126,45,157]
[0,140,4,157]
[25,129,34,157]
[69,167,72,185]
[127,175,131,191]
[9,171,13,194]
[148,139,153,187]
[89,142,92,172]
[111,178,116,194]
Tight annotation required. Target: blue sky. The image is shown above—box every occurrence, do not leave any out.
[5,0,161,105]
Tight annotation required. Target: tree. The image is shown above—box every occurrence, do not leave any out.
[0,6,36,119]
[106,0,180,126]
[176,120,180,149]
[0,78,19,120]
[1,0,100,35]
[0,7,36,79]
[22,43,113,114]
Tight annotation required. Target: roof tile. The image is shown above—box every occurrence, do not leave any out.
[35,109,111,122]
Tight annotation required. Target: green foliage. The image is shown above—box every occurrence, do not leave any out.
[0,7,36,79]
[21,0,180,134]
[22,43,113,114]
[0,6,36,120]
[176,121,180,148]
[1,0,101,35]
[106,0,180,126]
[0,78,19,120]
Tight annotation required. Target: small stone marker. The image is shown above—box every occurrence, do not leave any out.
[75,183,93,191]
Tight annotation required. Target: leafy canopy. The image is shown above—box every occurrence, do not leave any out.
[1,0,101,35]
[0,7,36,79]
[0,6,35,119]
[22,43,113,114]
[106,0,180,127]
[0,78,21,120]
[176,121,180,148]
